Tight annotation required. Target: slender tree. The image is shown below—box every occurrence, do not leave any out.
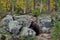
[47,0,50,14]
[11,0,16,14]
[34,0,36,9]
[40,0,42,14]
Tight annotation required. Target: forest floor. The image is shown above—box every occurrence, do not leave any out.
[36,33,51,40]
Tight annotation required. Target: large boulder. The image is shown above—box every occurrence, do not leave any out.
[2,15,13,26]
[37,16,51,28]
[6,21,22,34]
[37,16,51,33]
[41,27,50,33]
[13,15,32,27]
[20,27,36,37]
[13,15,32,20]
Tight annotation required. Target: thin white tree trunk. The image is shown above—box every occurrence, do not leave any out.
[40,0,42,14]
[12,2,14,14]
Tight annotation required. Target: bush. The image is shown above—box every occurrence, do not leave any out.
[32,9,40,17]
[51,20,60,40]
[13,7,23,14]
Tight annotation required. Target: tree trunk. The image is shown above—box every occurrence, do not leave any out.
[47,0,50,14]
[40,0,42,14]
[34,0,36,9]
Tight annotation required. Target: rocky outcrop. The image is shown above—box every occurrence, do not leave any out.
[37,16,51,33]
[20,27,36,37]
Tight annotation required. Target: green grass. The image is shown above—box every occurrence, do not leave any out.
[51,20,60,40]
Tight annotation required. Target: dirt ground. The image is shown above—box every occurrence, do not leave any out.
[36,33,51,40]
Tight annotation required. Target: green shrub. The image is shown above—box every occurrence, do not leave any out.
[32,9,40,17]
[41,8,47,14]
[13,7,23,14]
[51,20,60,40]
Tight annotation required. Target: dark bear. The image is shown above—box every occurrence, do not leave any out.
[29,21,41,36]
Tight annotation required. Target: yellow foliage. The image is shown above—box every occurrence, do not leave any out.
[0,0,35,12]
[50,0,54,3]
[15,0,25,10]
[50,0,54,8]
[0,0,10,12]
[15,0,34,11]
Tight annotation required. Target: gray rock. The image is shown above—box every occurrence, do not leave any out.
[13,15,32,27]
[20,27,36,37]
[19,10,25,15]
[41,27,50,33]
[37,16,51,32]
[37,16,51,28]
[17,18,31,27]
[13,15,32,20]
[2,15,13,26]
[7,21,22,34]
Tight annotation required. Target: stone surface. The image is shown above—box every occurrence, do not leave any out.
[41,18,51,27]
[2,15,13,26]
[41,27,50,33]
[37,16,51,33]
[17,18,31,27]
[20,27,36,37]
[13,15,32,20]
[37,16,51,28]
[13,15,32,27]
[6,21,22,34]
